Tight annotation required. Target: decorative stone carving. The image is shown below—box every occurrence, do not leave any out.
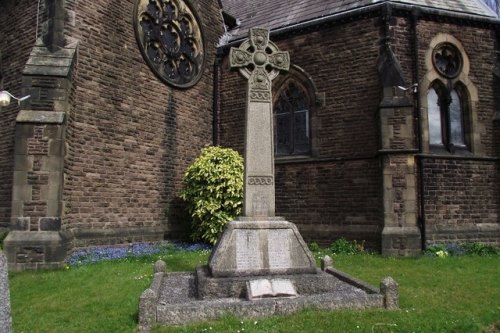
[247,176,273,186]
[432,42,462,79]
[134,0,205,88]
[229,27,289,217]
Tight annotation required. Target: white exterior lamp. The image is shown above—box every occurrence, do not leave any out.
[0,90,31,107]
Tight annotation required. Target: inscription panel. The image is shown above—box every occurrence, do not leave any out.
[268,229,291,269]
[235,230,262,270]
[251,193,270,217]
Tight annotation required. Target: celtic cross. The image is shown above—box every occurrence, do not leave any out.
[230,28,290,218]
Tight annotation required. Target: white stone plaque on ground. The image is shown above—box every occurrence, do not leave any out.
[246,278,297,300]
[268,229,291,269]
[0,251,12,333]
[235,230,262,270]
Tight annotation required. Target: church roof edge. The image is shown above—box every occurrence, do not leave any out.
[219,0,500,46]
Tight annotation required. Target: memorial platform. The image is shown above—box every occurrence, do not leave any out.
[137,259,398,331]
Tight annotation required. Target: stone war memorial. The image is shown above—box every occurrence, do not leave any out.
[137,28,399,331]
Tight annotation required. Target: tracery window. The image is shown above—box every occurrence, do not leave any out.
[273,81,311,156]
[422,34,480,155]
[134,0,205,88]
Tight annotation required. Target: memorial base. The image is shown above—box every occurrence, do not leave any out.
[208,218,317,277]
[196,266,339,300]
[137,260,397,332]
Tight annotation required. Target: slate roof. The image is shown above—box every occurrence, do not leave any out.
[220,0,498,42]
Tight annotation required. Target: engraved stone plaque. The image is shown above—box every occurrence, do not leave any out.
[235,230,262,270]
[268,229,291,269]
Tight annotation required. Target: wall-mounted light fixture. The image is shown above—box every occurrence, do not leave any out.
[0,90,31,107]
[397,83,418,94]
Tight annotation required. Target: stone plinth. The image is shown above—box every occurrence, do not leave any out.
[208,218,316,277]
[139,264,394,328]
[3,231,72,271]
[197,266,340,300]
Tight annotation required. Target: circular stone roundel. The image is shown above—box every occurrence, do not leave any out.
[432,42,462,79]
[134,0,205,88]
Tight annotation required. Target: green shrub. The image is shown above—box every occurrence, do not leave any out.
[181,146,244,245]
[425,244,447,257]
[462,242,498,256]
[308,241,320,252]
[0,231,7,250]
[329,238,364,255]
[425,243,498,257]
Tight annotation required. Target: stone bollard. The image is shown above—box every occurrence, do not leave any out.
[138,260,167,332]
[138,288,156,332]
[380,276,399,309]
[154,260,166,274]
[0,251,12,333]
[321,255,333,271]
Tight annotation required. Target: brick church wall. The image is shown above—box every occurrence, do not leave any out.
[0,0,41,231]
[415,20,500,246]
[60,0,224,245]
[219,18,384,249]
[422,159,499,244]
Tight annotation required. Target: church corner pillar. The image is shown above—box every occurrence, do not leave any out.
[378,86,421,256]
[3,33,77,270]
[377,9,421,256]
[377,26,421,256]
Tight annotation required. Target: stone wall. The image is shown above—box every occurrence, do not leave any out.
[58,0,224,246]
[275,159,382,248]
[422,158,499,245]
[1,0,224,255]
[416,19,500,246]
[0,0,40,232]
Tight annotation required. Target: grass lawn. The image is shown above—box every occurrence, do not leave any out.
[9,251,500,333]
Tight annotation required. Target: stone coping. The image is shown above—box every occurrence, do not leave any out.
[16,110,65,124]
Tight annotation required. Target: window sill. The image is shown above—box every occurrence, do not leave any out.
[428,145,473,157]
[275,155,313,164]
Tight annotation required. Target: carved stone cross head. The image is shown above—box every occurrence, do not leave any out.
[230,28,290,102]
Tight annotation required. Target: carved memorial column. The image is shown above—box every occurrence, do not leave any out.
[207,28,316,278]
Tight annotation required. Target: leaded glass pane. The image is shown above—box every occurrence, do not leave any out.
[273,81,311,156]
[427,88,443,146]
[449,89,465,147]
[275,113,291,156]
[294,109,309,154]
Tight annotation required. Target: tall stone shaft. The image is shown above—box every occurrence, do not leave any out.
[229,27,289,217]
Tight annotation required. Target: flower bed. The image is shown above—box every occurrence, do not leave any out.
[66,242,211,267]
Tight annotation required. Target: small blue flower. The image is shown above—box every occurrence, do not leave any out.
[65,241,212,267]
